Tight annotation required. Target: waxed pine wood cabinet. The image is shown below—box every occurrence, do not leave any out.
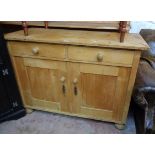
[5,28,149,128]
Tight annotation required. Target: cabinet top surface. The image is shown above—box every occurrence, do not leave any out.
[5,28,149,50]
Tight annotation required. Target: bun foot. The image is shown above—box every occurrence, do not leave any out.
[26,108,33,114]
[115,123,125,130]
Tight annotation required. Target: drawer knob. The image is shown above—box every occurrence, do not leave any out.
[32,47,39,54]
[60,76,66,83]
[73,78,78,84]
[97,53,103,61]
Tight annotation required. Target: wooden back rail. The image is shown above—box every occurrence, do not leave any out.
[22,21,127,42]
[119,21,128,42]
[22,21,48,36]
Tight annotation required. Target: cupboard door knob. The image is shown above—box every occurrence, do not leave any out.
[97,52,103,61]
[60,76,66,83]
[62,85,66,95]
[73,78,78,84]
[32,47,39,54]
[74,86,78,95]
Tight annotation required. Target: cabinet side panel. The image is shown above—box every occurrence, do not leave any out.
[112,67,131,122]
[11,56,32,107]
[122,51,141,124]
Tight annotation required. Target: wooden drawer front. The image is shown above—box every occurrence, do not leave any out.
[9,42,66,59]
[68,46,134,66]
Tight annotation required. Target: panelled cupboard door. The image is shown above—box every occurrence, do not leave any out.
[11,57,70,113]
[68,62,131,122]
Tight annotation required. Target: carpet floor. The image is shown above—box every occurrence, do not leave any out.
[0,109,135,134]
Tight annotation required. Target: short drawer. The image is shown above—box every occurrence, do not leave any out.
[68,46,134,66]
[8,41,66,59]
